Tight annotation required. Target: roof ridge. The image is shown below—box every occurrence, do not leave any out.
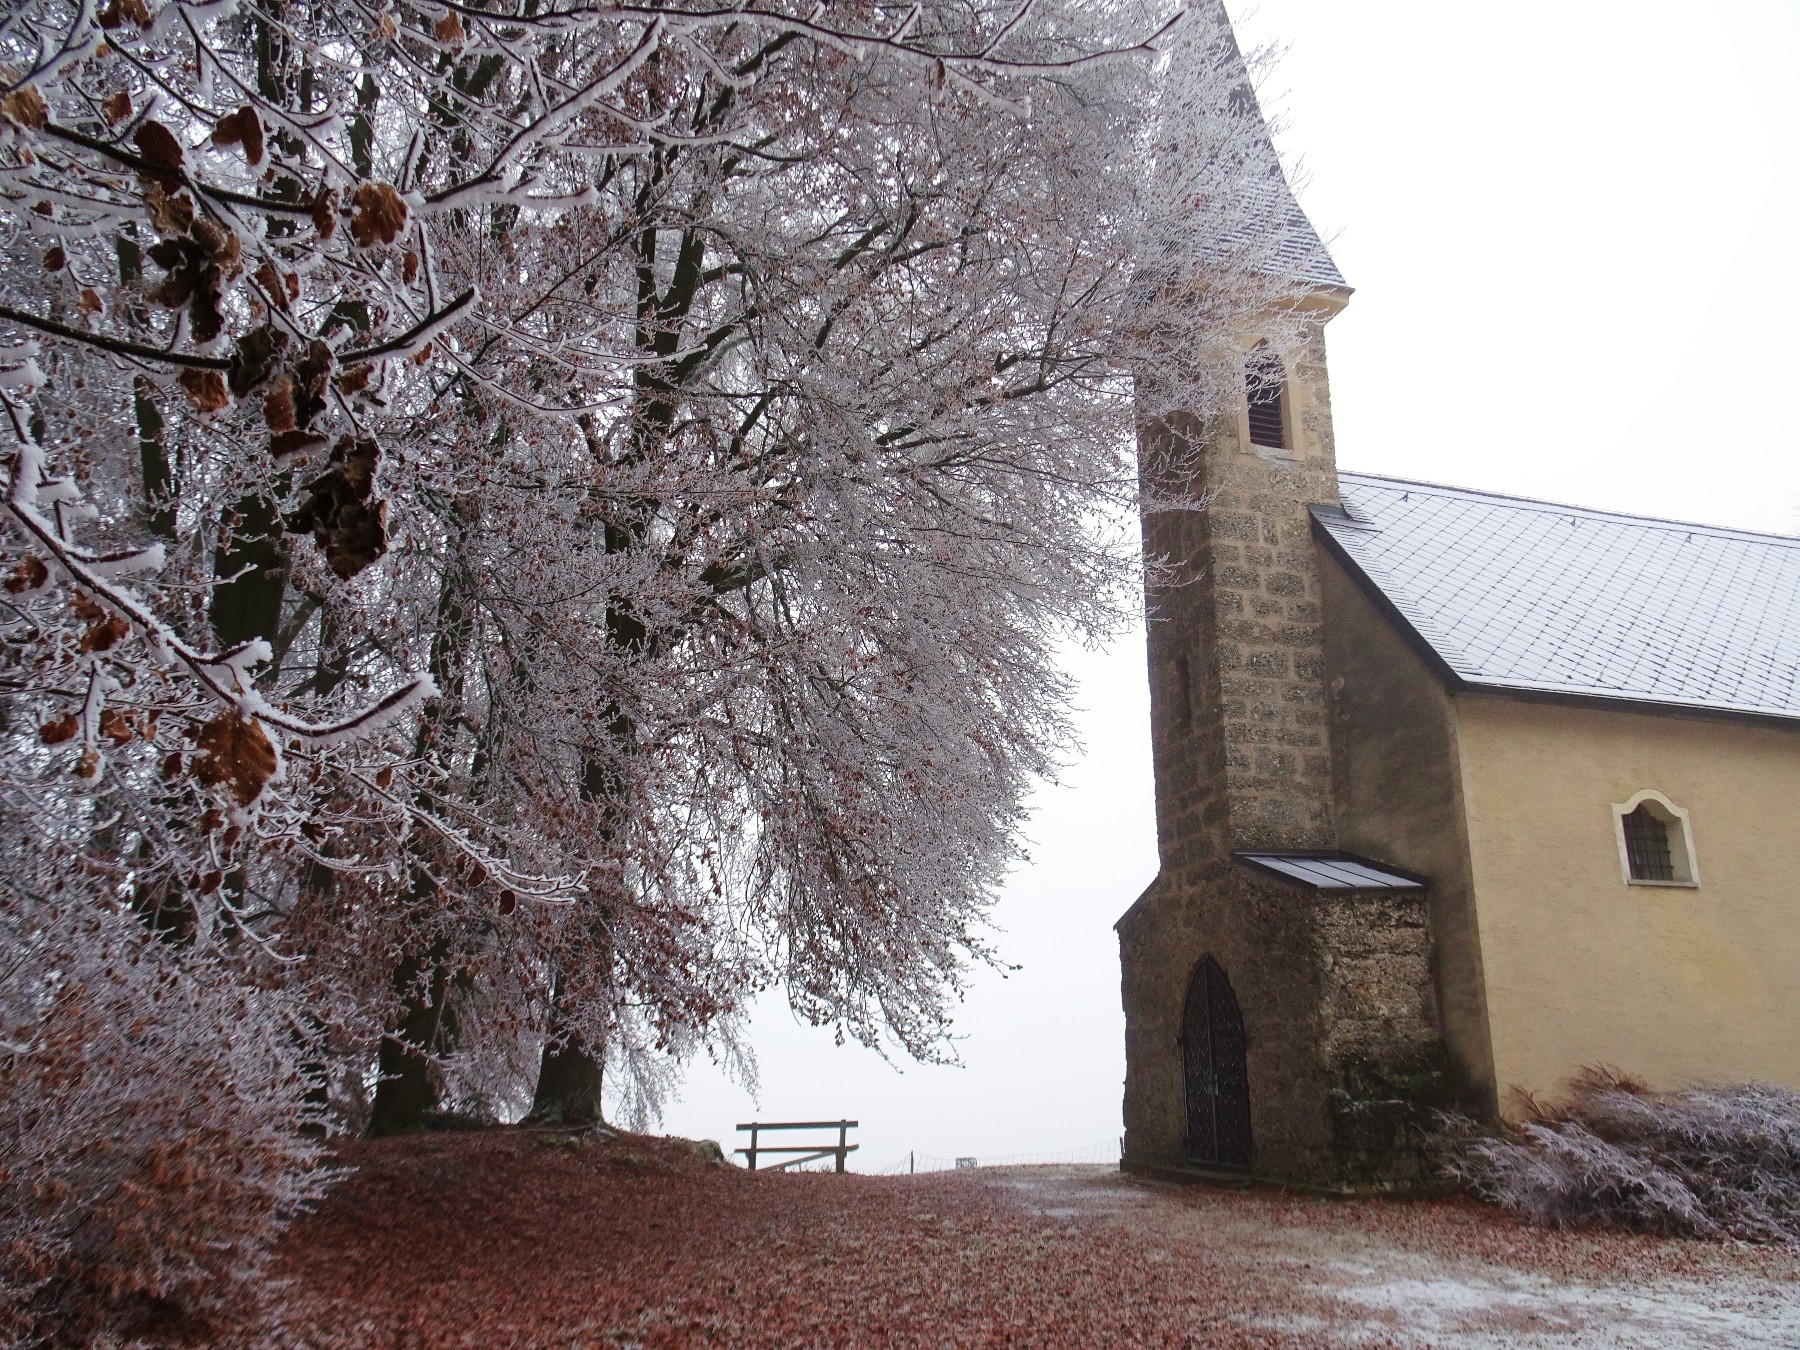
[1336,471,1800,548]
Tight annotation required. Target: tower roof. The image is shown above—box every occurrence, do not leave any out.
[1194,0,1347,292]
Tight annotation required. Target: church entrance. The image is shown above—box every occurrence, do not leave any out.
[1181,955,1252,1169]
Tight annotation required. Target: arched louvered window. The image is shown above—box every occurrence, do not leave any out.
[1244,343,1287,450]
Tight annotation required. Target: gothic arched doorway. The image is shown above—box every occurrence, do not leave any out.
[1181,955,1252,1169]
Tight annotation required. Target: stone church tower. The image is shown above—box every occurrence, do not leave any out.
[1117,6,1452,1187]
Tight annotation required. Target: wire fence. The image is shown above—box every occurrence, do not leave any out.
[867,1138,1122,1176]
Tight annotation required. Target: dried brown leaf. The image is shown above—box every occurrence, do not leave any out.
[435,11,466,44]
[311,188,339,240]
[190,216,229,257]
[177,368,229,413]
[290,435,389,578]
[99,708,134,746]
[254,260,290,311]
[1,86,48,130]
[227,323,289,397]
[39,714,78,745]
[41,244,64,272]
[133,120,184,173]
[145,184,195,234]
[264,378,297,432]
[79,612,130,654]
[190,713,278,807]
[269,429,328,458]
[349,182,407,248]
[102,89,132,124]
[6,555,49,594]
[212,106,265,166]
[188,276,227,344]
[98,0,151,28]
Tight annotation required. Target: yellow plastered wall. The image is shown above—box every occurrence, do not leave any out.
[1453,693,1800,1112]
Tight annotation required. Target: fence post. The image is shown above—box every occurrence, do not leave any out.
[835,1120,848,1173]
[748,1123,759,1171]
[910,1150,915,1175]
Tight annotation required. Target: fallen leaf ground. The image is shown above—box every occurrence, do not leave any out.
[248,1129,1800,1349]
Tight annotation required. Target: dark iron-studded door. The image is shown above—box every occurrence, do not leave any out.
[1181,955,1252,1169]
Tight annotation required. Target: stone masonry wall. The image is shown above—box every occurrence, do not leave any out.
[1313,892,1453,1187]
[1201,326,1341,852]
[1122,313,1455,1190]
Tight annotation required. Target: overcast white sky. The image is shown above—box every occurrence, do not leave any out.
[649,0,1800,1171]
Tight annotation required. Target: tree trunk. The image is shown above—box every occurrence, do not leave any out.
[210,491,289,649]
[366,952,447,1136]
[530,1034,605,1126]
[366,532,476,1136]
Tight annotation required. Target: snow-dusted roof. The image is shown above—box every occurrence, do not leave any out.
[1186,0,1348,293]
[1312,474,1800,722]
[1238,173,1348,292]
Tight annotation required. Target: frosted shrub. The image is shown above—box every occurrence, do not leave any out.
[1442,1068,1800,1243]
[0,891,332,1344]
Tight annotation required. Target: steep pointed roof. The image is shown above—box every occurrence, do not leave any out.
[1313,474,1800,722]
[1196,0,1348,292]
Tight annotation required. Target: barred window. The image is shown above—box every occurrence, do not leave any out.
[1621,804,1674,882]
[1245,344,1287,449]
[1613,791,1697,887]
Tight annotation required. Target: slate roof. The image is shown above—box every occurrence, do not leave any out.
[1312,475,1800,722]
[1184,0,1348,292]
[1236,173,1348,292]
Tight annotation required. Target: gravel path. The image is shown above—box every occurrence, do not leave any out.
[252,1133,1800,1348]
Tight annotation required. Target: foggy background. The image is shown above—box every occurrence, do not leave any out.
[644,0,1800,1171]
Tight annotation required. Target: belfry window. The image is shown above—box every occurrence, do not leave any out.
[1245,343,1287,450]
[1613,791,1698,886]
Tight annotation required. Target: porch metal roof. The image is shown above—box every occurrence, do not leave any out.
[1235,851,1424,892]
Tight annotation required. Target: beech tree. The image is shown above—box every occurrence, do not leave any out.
[0,0,1307,1330]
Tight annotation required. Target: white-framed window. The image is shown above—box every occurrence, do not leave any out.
[1612,789,1699,887]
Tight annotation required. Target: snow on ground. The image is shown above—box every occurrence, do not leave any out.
[995,1166,1800,1348]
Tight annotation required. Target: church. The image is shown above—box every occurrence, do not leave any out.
[1117,9,1800,1188]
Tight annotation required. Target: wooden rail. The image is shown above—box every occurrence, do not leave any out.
[735,1119,859,1173]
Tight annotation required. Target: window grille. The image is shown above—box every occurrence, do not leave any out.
[1245,347,1286,449]
[1621,804,1674,881]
